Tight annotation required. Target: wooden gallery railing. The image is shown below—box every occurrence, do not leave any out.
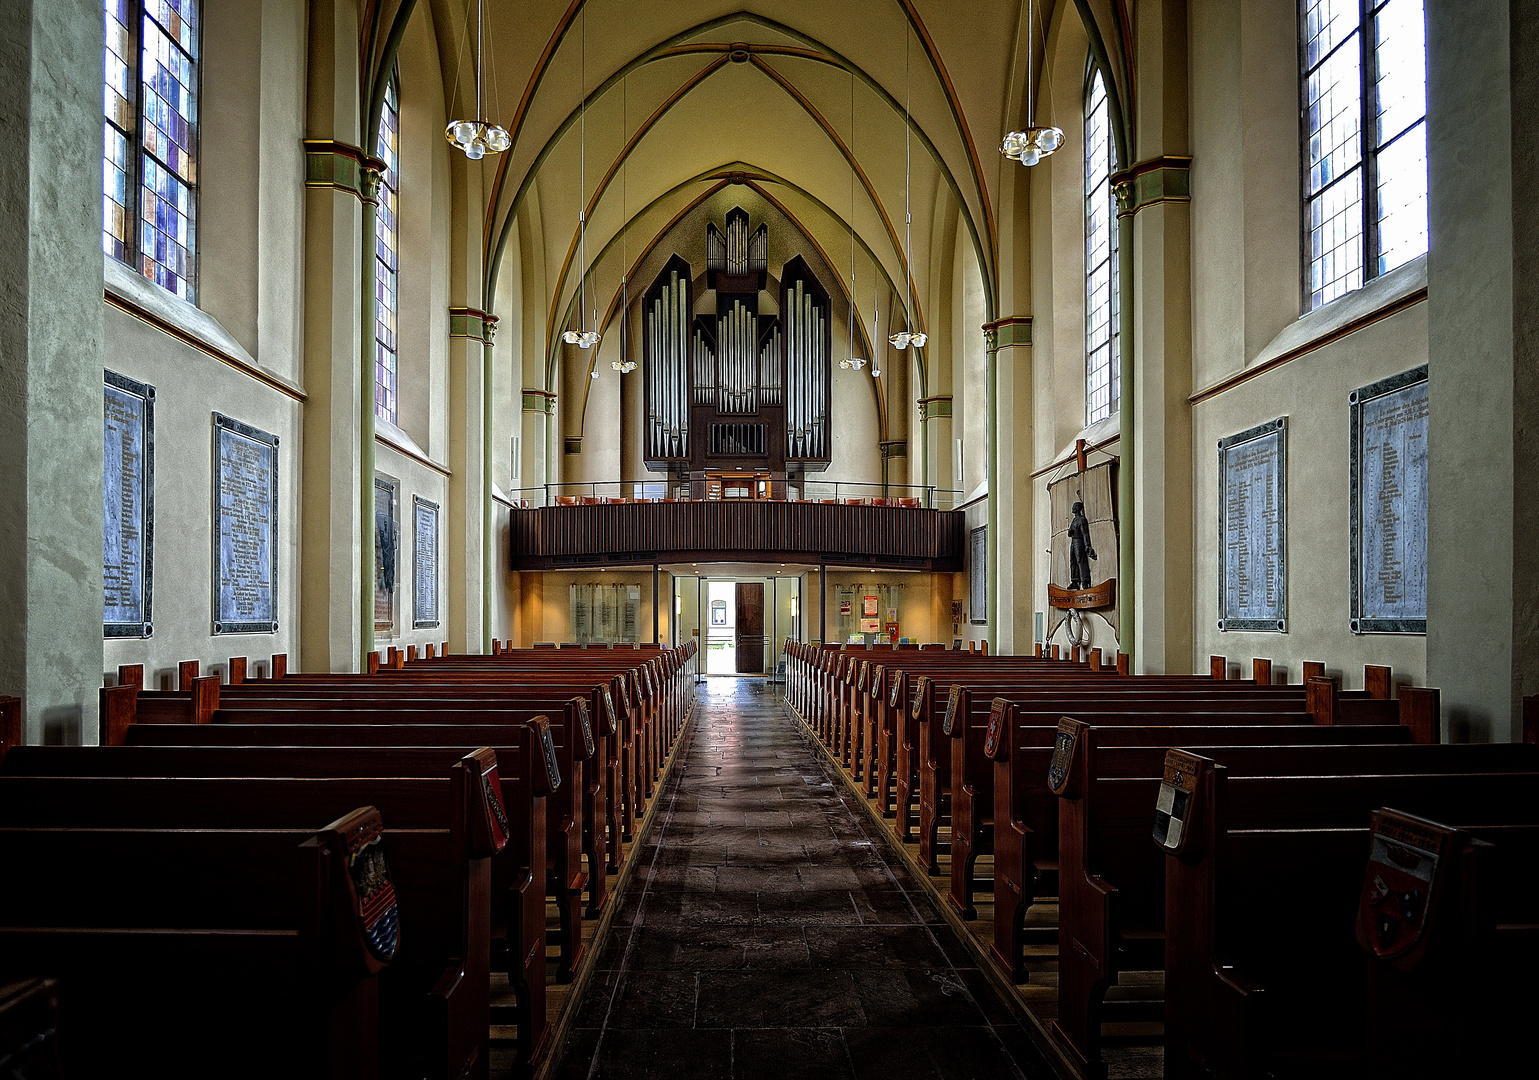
[509,500,966,571]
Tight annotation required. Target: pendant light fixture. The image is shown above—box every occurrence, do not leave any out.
[890,26,926,352]
[840,68,866,371]
[612,68,635,373]
[563,7,600,350]
[1000,0,1063,167]
[870,277,882,378]
[445,0,510,159]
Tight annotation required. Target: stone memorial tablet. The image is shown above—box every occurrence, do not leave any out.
[213,414,278,634]
[1350,366,1428,633]
[969,526,987,624]
[1218,417,1287,632]
[103,371,154,637]
[413,496,440,628]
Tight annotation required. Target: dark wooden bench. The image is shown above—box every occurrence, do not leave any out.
[0,978,61,1079]
[1354,808,1539,1079]
[110,677,604,945]
[0,772,499,1080]
[3,739,555,1066]
[1158,749,1539,1080]
[985,717,1419,983]
[0,808,392,1079]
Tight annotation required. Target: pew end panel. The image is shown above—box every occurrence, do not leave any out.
[0,697,20,768]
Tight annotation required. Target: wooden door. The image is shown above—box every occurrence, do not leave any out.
[735,582,765,673]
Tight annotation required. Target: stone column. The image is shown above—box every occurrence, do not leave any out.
[298,0,366,672]
[0,0,106,743]
[985,317,1034,653]
[1425,0,1539,742]
[1116,0,1193,675]
[447,157,486,654]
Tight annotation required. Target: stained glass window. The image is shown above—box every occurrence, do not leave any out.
[1084,69,1119,426]
[102,0,199,301]
[1302,0,1426,310]
[374,78,400,425]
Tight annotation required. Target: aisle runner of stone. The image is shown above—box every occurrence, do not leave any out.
[551,678,1054,1080]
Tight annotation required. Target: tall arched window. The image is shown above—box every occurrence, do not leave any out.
[1302,0,1427,310]
[103,0,200,302]
[1084,68,1119,426]
[374,77,401,425]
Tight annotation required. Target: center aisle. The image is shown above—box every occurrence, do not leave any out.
[551,677,1054,1080]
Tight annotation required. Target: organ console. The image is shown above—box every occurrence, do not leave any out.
[643,209,832,482]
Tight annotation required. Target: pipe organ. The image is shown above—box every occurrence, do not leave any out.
[641,209,831,479]
[643,255,692,461]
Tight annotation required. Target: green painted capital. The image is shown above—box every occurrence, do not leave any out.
[564,436,583,455]
[522,389,557,414]
[983,316,1032,351]
[879,439,908,459]
[1112,156,1192,218]
[450,307,498,345]
[304,140,387,205]
[918,396,953,421]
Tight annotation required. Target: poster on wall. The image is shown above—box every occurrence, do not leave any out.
[1046,460,1119,641]
[859,617,881,634]
[969,526,987,624]
[1350,366,1428,633]
[212,413,279,634]
[104,371,154,638]
[840,599,852,616]
[413,496,440,628]
[862,595,879,617]
[1218,417,1287,632]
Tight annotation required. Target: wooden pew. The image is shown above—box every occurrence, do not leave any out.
[3,739,555,1067]
[0,808,392,1079]
[0,978,60,1080]
[0,772,500,1080]
[1355,808,1539,1079]
[944,677,1433,926]
[110,677,602,966]
[985,717,1417,984]
[1159,748,1539,1080]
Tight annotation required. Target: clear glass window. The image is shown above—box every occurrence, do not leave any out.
[1301,0,1426,310]
[1084,69,1119,426]
[374,78,400,425]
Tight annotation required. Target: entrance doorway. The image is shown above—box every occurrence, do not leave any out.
[677,571,802,678]
[734,582,765,673]
[702,580,766,675]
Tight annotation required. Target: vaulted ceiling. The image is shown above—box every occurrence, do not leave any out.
[424,1,1043,350]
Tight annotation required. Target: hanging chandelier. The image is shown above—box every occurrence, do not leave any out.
[445,0,509,159]
[841,67,864,372]
[999,0,1063,167]
[611,71,635,373]
[563,9,599,351]
[890,25,926,353]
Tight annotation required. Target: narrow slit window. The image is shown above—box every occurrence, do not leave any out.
[103,0,200,301]
[1301,0,1426,311]
[1084,68,1119,426]
[374,77,401,425]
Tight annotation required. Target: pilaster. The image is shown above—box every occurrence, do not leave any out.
[298,0,367,672]
[0,0,106,743]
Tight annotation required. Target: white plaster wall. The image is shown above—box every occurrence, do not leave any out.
[100,307,303,687]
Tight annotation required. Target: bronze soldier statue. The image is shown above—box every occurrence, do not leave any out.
[1067,501,1096,590]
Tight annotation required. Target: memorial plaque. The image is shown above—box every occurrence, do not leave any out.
[1218,418,1287,632]
[213,413,278,634]
[1350,366,1428,634]
[104,372,154,637]
[413,496,440,628]
[969,526,987,624]
[375,478,397,633]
